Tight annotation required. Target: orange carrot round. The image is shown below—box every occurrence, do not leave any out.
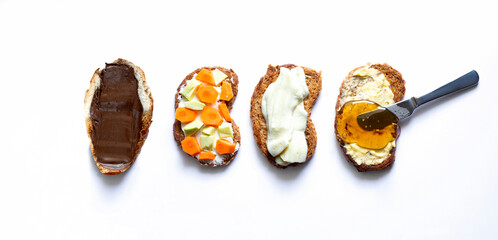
[215,139,236,154]
[201,106,223,127]
[196,85,219,104]
[195,69,215,85]
[218,103,231,122]
[175,107,197,123]
[219,81,233,101]
[199,151,216,160]
[181,136,201,156]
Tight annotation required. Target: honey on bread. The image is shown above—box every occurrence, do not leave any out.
[336,100,398,149]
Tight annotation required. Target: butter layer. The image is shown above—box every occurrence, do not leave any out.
[340,65,395,165]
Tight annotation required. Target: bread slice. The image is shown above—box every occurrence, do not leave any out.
[250,64,322,169]
[173,67,240,167]
[84,58,153,175]
[334,63,405,172]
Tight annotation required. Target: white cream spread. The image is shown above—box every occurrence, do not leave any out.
[339,65,395,165]
[261,67,309,165]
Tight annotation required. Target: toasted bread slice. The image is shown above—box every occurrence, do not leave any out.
[173,67,240,167]
[334,63,405,172]
[84,58,153,175]
[250,64,322,169]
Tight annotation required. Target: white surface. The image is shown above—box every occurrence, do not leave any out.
[1,0,497,239]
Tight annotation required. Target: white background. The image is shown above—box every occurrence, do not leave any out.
[1,0,497,239]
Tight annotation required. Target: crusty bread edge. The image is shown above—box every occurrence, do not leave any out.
[334,63,405,172]
[250,64,322,169]
[173,67,240,167]
[84,58,154,175]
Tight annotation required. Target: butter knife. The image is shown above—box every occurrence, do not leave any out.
[357,70,479,130]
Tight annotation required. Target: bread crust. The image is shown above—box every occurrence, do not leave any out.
[250,64,322,169]
[173,67,240,167]
[334,63,405,172]
[84,58,154,175]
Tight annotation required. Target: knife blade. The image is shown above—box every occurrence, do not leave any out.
[357,70,479,130]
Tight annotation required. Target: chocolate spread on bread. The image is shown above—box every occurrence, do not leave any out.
[90,63,144,170]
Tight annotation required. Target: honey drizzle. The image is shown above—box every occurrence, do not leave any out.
[336,100,398,149]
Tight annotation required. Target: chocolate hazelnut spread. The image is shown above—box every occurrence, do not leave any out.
[90,63,143,170]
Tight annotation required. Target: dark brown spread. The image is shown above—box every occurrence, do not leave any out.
[90,63,143,170]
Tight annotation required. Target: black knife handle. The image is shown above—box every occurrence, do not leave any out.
[415,70,479,107]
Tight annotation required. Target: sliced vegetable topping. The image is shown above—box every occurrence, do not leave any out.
[179,68,238,159]
[183,120,204,136]
[175,107,197,123]
[219,81,233,101]
[181,136,201,156]
[180,79,200,100]
[196,85,219,104]
[184,100,205,110]
[201,106,223,127]
[200,135,215,150]
[218,103,231,122]
[195,69,215,85]
[212,69,228,86]
[218,123,233,138]
[201,126,216,136]
[199,151,216,160]
[215,139,236,154]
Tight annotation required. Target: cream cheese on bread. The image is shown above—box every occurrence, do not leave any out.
[251,64,321,169]
[261,67,309,165]
[339,66,395,166]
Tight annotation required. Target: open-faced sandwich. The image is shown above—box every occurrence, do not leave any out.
[84,58,153,175]
[250,64,322,168]
[174,67,240,167]
[334,63,405,172]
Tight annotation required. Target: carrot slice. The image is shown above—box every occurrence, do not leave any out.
[195,69,215,85]
[175,107,197,123]
[218,103,231,122]
[196,85,219,104]
[215,139,236,154]
[201,106,223,127]
[181,136,201,156]
[219,81,233,101]
[199,151,216,160]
